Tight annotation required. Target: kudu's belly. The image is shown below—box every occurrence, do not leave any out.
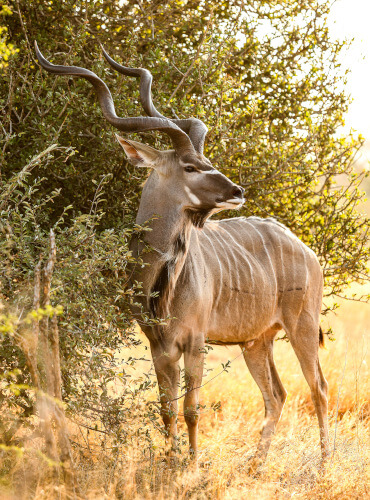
[205,271,280,343]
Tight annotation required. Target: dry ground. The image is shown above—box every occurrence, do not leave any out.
[3,179,370,499]
[6,285,367,500]
[125,289,369,499]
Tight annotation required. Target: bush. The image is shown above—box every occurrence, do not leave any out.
[0,0,369,493]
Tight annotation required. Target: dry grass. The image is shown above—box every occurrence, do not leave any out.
[3,285,368,499]
[123,289,369,500]
[3,177,370,499]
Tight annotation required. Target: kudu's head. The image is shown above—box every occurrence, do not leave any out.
[34,42,244,223]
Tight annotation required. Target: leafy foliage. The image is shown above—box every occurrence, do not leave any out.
[0,0,369,487]
[0,4,18,69]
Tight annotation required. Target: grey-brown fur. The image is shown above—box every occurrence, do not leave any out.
[125,147,329,468]
[36,44,330,470]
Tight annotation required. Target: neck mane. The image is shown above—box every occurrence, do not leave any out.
[135,171,211,318]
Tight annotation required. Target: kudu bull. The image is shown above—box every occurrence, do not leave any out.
[35,42,329,469]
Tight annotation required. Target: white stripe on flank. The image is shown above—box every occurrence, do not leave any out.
[205,229,233,312]
[216,229,240,289]
[225,223,258,332]
[231,220,260,329]
[235,219,266,311]
[285,227,296,286]
[275,230,285,292]
[224,224,255,283]
[297,239,308,294]
[216,227,248,334]
[213,228,242,323]
[202,230,224,308]
[244,220,278,298]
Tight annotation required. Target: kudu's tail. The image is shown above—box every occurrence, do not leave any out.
[319,326,325,348]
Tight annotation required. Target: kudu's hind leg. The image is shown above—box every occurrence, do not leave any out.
[286,312,330,459]
[242,333,287,470]
[183,340,205,460]
[151,342,181,457]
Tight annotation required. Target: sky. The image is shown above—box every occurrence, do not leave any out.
[327,0,370,141]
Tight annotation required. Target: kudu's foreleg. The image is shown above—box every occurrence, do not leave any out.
[183,340,205,460]
[151,343,181,457]
[242,333,287,471]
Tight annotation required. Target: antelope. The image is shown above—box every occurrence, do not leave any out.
[35,42,330,470]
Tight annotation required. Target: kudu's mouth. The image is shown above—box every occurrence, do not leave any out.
[215,197,245,210]
[214,184,245,209]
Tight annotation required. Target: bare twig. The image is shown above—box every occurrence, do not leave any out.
[16,230,78,493]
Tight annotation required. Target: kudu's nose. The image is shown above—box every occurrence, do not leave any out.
[231,185,245,199]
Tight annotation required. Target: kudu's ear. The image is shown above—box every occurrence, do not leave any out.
[116,135,161,168]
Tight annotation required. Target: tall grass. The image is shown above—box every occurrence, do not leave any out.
[2,284,368,499]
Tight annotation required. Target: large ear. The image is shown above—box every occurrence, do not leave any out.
[115,135,161,168]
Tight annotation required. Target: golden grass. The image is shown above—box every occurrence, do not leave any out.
[3,285,368,499]
[4,174,370,499]
[123,287,369,500]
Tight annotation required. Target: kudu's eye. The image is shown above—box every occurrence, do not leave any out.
[184,166,196,173]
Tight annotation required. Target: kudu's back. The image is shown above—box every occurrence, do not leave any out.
[170,215,323,344]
